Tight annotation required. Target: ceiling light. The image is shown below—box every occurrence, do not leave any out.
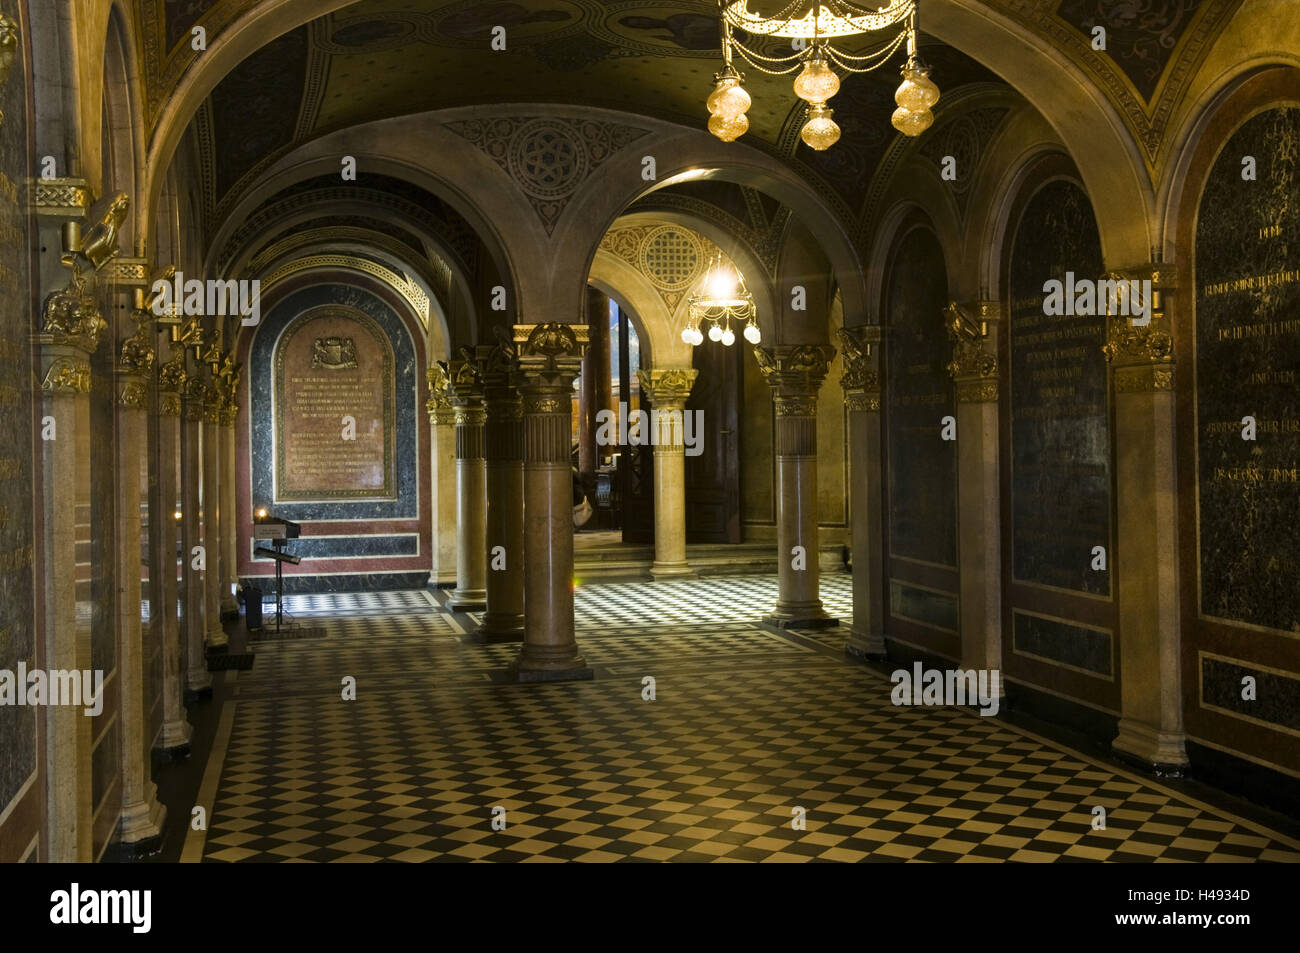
[709,1,936,147]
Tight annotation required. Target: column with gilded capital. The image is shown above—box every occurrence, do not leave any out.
[510,323,591,681]
[755,345,838,628]
[200,336,227,651]
[839,327,886,658]
[35,177,101,860]
[154,333,192,754]
[945,302,1004,687]
[219,363,240,620]
[180,348,211,698]
[637,368,697,578]
[426,365,458,586]
[1103,266,1187,772]
[475,339,526,642]
[109,265,167,853]
[446,360,487,611]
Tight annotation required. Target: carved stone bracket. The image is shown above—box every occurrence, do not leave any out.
[944,301,1001,403]
[637,367,698,410]
[837,326,883,412]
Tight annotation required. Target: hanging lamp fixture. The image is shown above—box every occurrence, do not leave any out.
[706,0,939,150]
[683,251,759,348]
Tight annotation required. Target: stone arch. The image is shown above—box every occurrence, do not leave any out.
[198,120,537,334]
[101,4,146,251]
[922,0,1156,268]
[587,250,668,371]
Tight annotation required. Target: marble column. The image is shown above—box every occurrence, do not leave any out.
[111,280,166,851]
[426,364,457,586]
[945,302,1004,688]
[509,323,591,682]
[446,361,486,611]
[36,261,101,863]
[475,342,526,642]
[839,326,887,659]
[1103,266,1187,772]
[155,342,191,755]
[755,345,838,629]
[637,368,697,579]
[220,413,239,619]
[181,373,211,698]
[202,396,227,650]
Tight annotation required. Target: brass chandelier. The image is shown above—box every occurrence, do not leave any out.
[683,251,760,348]
[706,0,939,150]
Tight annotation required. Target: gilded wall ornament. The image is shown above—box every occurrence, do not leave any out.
[637,367,698,407]
[40,357,91,394]
[39,270,107,353]
[119,307,157,376]
[753,344,836,394]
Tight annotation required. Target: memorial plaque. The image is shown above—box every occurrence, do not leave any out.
[886,226,957,567]
[0,0,34,811]
[1008,179,1111,594]
[274,307,395,500]
[1196,106,1300,633]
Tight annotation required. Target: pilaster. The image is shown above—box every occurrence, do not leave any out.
[446,358,487,611]
[1102,265,1187,772]
[426,364,457,586]
[945,301,1004,686]
[839,326,886,658]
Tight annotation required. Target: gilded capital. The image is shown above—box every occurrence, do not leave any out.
[39,267,107,353]
[426,362,452,421]
[118,305,156,376]
[638,367,697,408]
[514,322,589,390]
[753,344,836,396]
[944,301,1000,403]
[837,326,882,412]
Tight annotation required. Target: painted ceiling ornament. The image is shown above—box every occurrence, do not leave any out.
[446,116,650,234]
[709,1,930,149]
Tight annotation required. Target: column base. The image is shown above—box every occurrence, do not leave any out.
[505,643,593,682]
[446,589,486,612]
[220,594,240,620]
[650,561,696,580]
[427,571,456,587]
[158,719,192,757]
[764,603,839,629]
[183,680,212,704]
[118,789,166,850]
[205,628,228,650]
[845,628,886,660]
[1112,718,1189,776]
[471,613,525,644]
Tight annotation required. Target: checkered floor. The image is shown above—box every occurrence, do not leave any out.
[279,590,441,617]
[468,572,854,631]
[185,575,1300,862]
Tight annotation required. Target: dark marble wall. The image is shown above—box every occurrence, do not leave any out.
[1013,611,1112,677]
[0,0,35,815]
[885,226,957,567]
[1196,107,1300,634]
[1008,179,1111,595]
[246,282,420,588]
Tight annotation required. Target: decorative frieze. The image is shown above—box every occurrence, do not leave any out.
[32,177,91,217]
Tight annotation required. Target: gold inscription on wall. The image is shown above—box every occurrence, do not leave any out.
[274,309,395,500]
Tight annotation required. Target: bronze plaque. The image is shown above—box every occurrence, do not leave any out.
[1008,179,1111,595]
[1195,106,1300,633]
[274,306,395,500]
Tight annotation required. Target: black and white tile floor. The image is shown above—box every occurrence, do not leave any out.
[183,574,1300,862]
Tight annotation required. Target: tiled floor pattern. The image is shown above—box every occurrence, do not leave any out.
[187,576,1300,863]
[280,590,441,617]
[468,572,854,631]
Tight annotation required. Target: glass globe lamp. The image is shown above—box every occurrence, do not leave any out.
[721,327,736,347]
[708,112,749,142]
[801,104,840,151]
[793,54,839,105]
[743,323,761,345]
